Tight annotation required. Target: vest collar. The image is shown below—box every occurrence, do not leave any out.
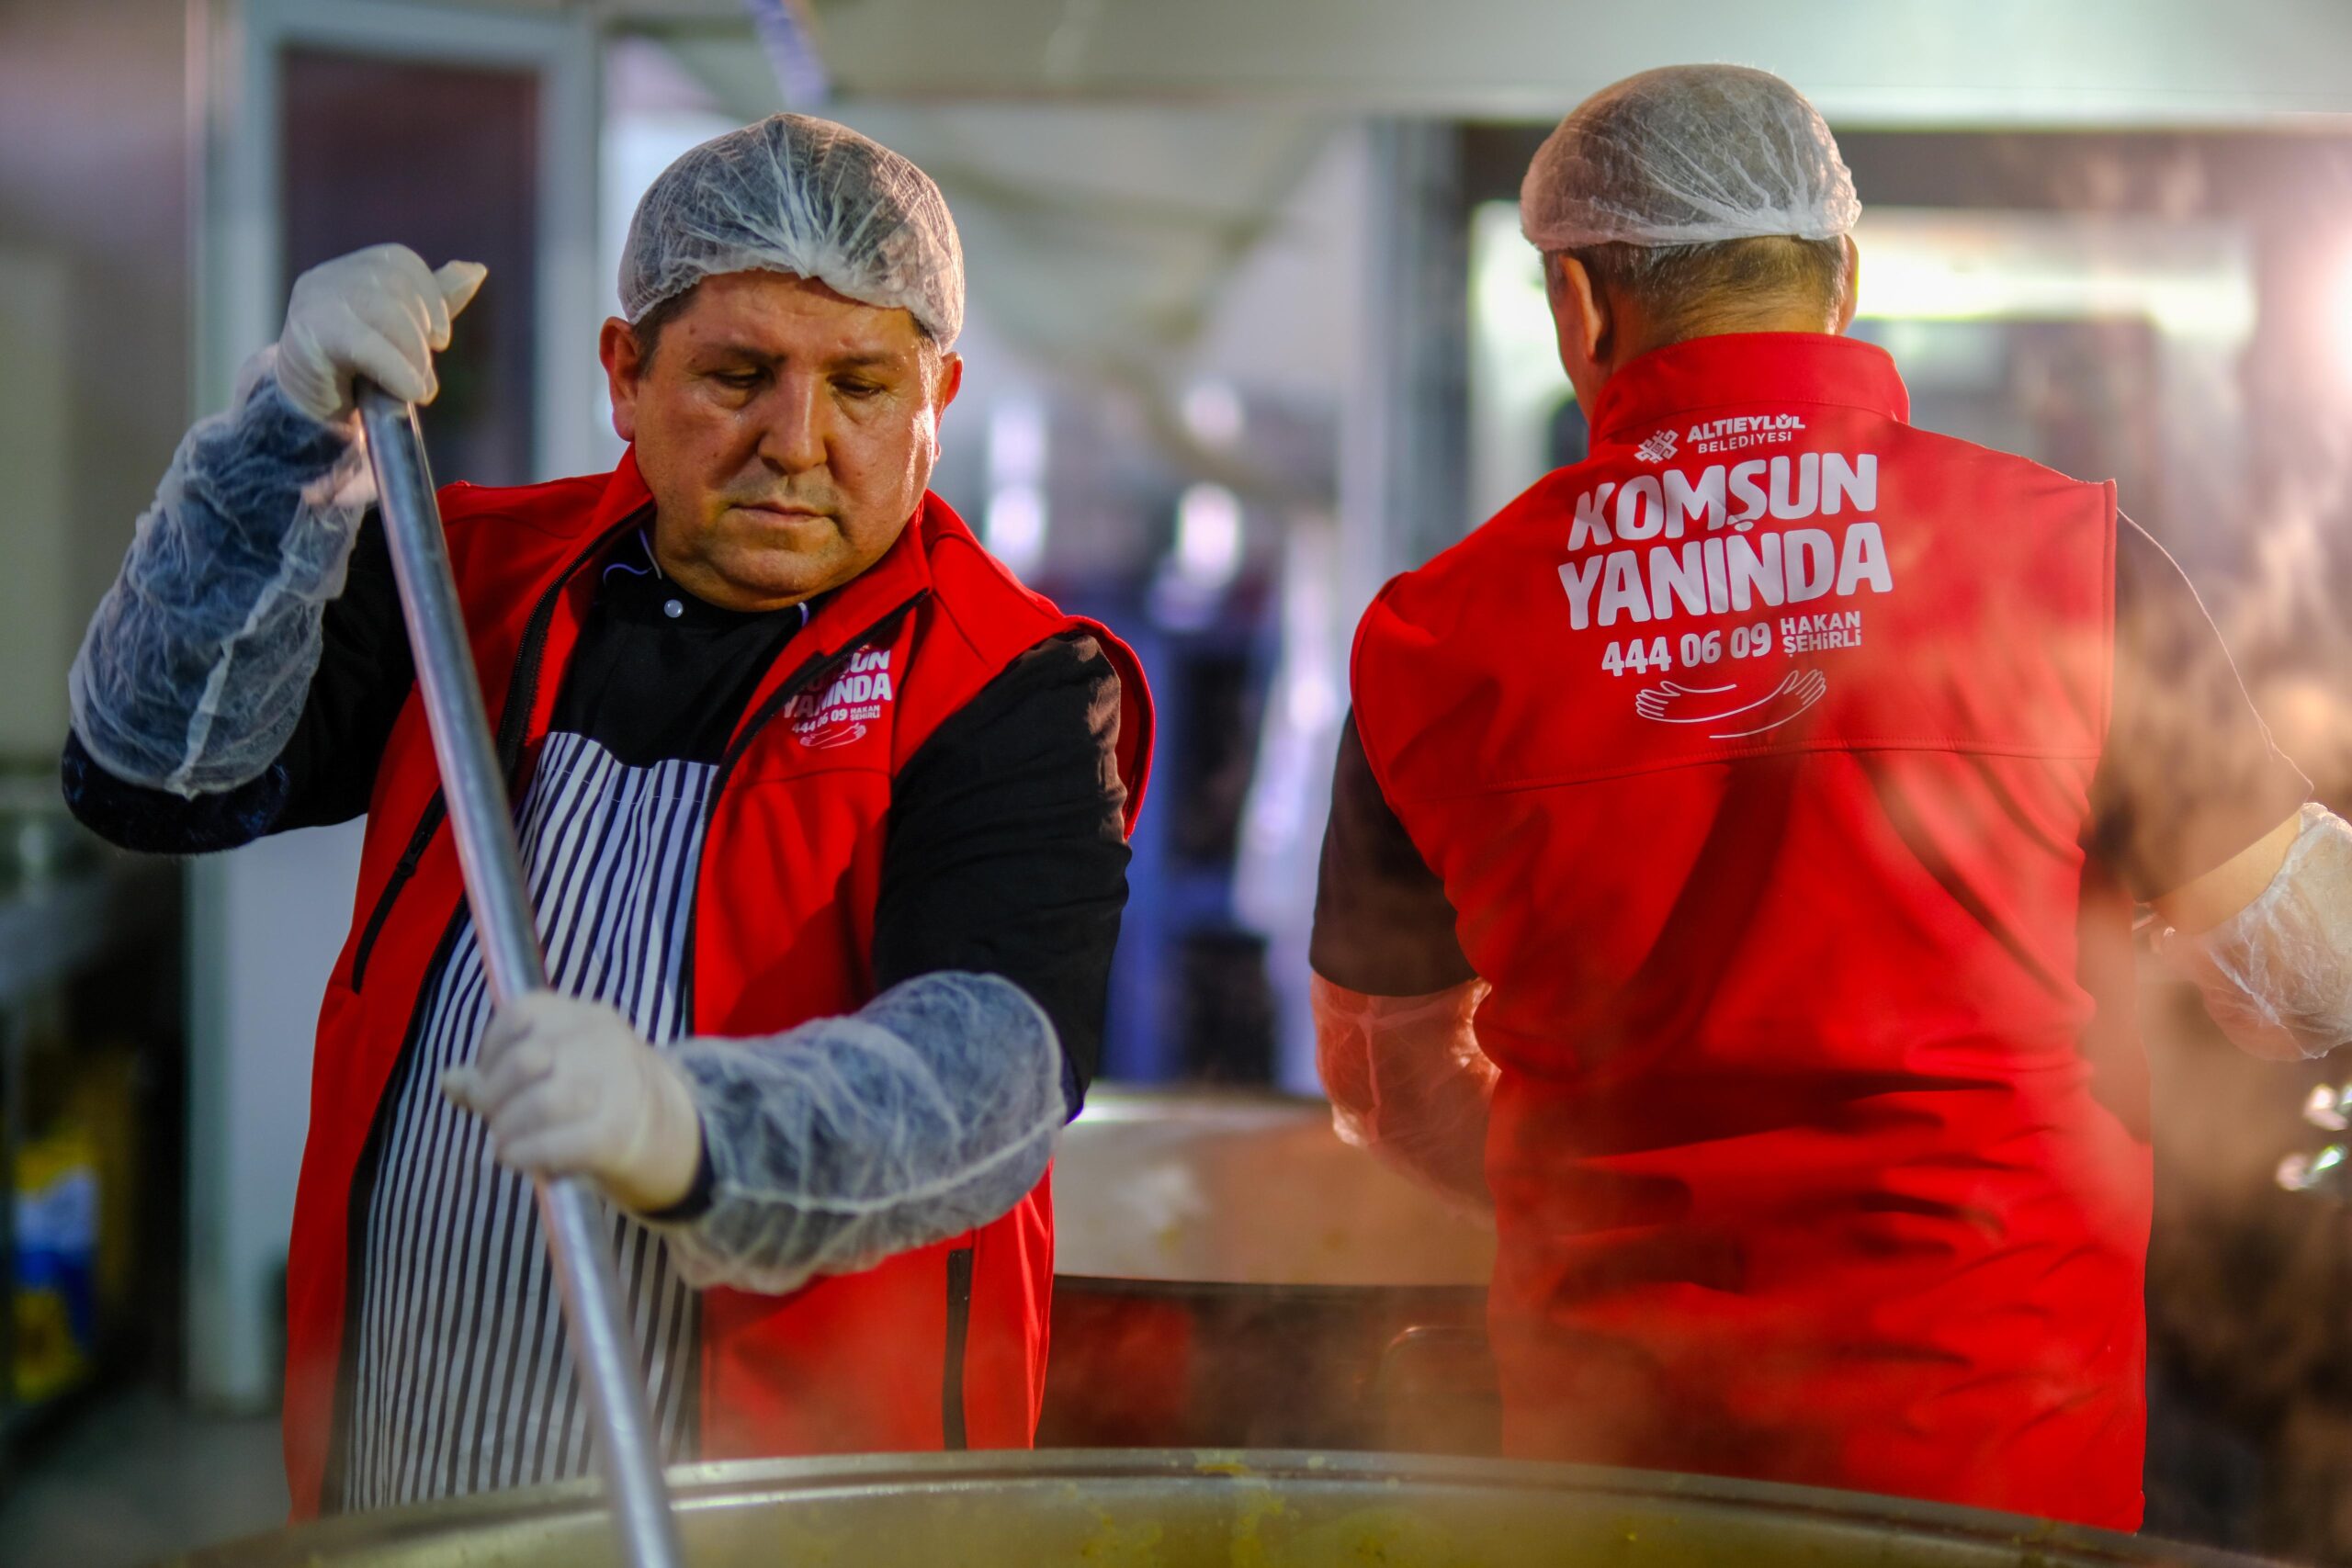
[586,446,657,534]
[706,492,943,761]
[1584,333,1910,446]
[796,491,937,657]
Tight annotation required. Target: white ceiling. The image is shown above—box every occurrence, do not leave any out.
[508,0,2352,501]
[559,0,2352,126]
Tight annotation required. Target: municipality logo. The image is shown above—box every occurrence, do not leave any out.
[1634,428,1679,464]
[786,648,895,750]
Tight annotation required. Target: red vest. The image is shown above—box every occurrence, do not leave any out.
[280,455,1151,1517]
[1352,333,2143,1528]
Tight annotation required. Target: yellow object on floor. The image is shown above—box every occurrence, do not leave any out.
[15,1125,98,1403]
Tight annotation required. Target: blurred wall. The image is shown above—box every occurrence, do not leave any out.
[0,0,191,759]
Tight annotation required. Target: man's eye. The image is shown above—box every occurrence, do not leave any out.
[836,379,884,400]
[712,369,763,390]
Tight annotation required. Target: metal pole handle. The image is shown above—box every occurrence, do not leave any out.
[356,386,684,1568]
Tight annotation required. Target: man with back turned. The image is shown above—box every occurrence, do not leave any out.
[1313,64,2342,1529]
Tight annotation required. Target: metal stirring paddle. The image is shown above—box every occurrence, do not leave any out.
[356,384,684,1568]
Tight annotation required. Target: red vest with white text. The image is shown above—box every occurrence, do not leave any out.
[278,457,1151,1517]
[1351,333,2142,1528]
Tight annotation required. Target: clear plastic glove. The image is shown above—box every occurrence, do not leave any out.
[1314,972,1497,1211]
[68,353,372,796]
[2158,804,2352,1061]
[659,971,1065,1295]
[277,243,487,425]
[441,992,705,1214]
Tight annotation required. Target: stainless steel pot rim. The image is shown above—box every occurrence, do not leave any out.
[1054,1274,1488,1303]
[171,1448,2293,1568]
[1070,1087,1329,1127]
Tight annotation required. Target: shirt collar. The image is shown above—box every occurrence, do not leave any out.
[599,530,816,631]
[1584,332,1911,446]
[587,446,656,535]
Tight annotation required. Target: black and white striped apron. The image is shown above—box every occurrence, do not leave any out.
[338,730,713,1510]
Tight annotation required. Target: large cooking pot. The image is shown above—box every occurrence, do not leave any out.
[166,1450,2281,1567]
[1043,1089,1498,1452]
[1050,1089,1494,1286]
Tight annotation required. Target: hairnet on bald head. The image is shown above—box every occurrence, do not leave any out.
[620,113,965,348]
[1521,64,1860,253]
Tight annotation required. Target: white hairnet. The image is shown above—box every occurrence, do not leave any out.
[620,112,965,348]
[1521,64,1860,252]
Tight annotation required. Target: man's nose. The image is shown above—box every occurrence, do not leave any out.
[756,373,827,472]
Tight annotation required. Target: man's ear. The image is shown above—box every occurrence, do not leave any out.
[599,317,644,444]
[1546,253,1611,379]
[1836,235,1860,333]
[933,351,965,414]
[927,352,965,465]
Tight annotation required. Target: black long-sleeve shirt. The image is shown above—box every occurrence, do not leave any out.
[63,516,1132,1106]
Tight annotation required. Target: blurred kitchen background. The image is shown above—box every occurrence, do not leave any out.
[8,0,2352,1562]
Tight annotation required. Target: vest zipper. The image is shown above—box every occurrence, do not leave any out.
[941,1243,976,1450]
[348,795,444,991]
[345,521,633,995]
[673,592,926,1028]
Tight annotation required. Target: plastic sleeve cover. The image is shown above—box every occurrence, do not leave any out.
[2160,804,2352,1061]
[1313,972,1497,1212]
[68,348,372,797]
[656,970,1064,1294]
